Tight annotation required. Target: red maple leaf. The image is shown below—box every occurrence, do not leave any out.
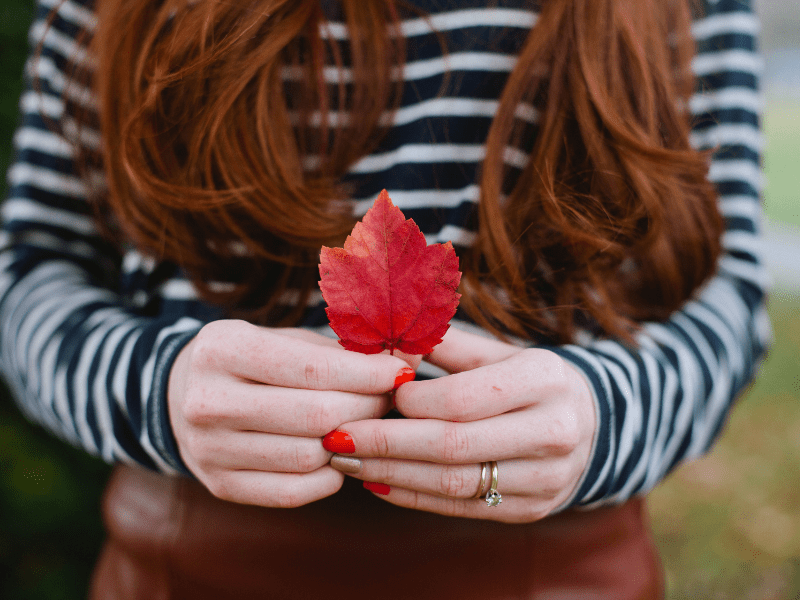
[319,190,461,355]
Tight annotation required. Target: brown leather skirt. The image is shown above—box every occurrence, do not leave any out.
[89,465,664,600]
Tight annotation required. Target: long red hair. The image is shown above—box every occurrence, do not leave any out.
[80,0,721,343]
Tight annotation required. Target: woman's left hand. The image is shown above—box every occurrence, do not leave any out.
[325,328,597,523]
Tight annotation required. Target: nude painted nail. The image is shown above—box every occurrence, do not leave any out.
[363,481,391,495]
[322,430,355,453]
[330,455,362,474]
[393,367,415,390]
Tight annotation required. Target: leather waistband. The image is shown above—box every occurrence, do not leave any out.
[91,464,664,600]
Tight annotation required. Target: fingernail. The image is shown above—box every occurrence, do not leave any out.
[330,455,362,474]
[393,367,415,390]
[322,430,355,454]
[363,481,391,495]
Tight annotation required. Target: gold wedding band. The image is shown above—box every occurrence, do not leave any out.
[473,461,490,499]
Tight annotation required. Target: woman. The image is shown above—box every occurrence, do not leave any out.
[1,0,769,597]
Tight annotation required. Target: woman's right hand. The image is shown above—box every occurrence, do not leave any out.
[167,320,415,508]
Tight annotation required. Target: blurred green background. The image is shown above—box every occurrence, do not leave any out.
[1,1,799,598]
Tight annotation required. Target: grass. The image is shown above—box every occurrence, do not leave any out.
[763,99,800,228]
[650,291,800,599]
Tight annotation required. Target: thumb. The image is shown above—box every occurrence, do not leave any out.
[424,326,523,374]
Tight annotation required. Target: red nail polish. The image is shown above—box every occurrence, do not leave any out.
[363,481,391,495]
[393,367,415,390]
[322,430,355,453]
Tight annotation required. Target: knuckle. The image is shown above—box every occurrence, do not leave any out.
[366,364,384,393]
[548,412,582,454]
[303,355,334,389]
[538,408,581,456]
[381,458,401,482]
[292,445,321,473]
[439,465,470,498]
[190,321,233,368]
[441,384,476,420]
[439,423,470,463]
[515,348,544,375]
[552,463,576,495]
[539,466,570,498]
[537,348,567,376]
[181,395,216,427]
[304,402,337,436]
[406,490,423,512]
[368,427,392,458]
[442,496,464,518]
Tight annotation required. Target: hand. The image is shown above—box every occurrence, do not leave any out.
[326,328,597,523]
[168,320,415,508]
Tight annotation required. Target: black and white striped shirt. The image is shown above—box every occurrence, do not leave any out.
[0,0,771,508]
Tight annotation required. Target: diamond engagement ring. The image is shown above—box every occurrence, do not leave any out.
[485,461,502,507]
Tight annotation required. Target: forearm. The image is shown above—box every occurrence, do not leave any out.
[0,0,202,474]
[552,0,770,509]
[0,257,200,473]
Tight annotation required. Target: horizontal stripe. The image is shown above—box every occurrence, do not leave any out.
[692,11,759,40]
[283,51,518,84]
[347,143,526,173]
[689,123,764,152]
[294,98,539,130]
[20,90,65,119]
[8,163,88,198]
[321,8,538,39]
[14,127,75,158]
[39,0,96,30]
[30,20,93,68]
[693,49,764,77]
[707,159,763,189]
[353,184,481,214]
[719,195,762,219]
[2,198,97,236]
[427,224,477,246]
[27,55,97,109]
[689,86,763,114]
[158,279,198,301]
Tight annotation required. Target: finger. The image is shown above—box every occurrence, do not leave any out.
[204,466,344,508]
[332,456,573,501]
[271,328,342,348]
[336,407,578,463]
[383,349,423,372]
[424,326,521,374]
[364,487,550,524]
[194,320,413,393]
[276,329,422,373]
[191,431,331,474]
[194,381,391,436]
[398,349,570,421]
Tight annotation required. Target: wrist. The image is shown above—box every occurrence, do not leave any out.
[150,325,200,476]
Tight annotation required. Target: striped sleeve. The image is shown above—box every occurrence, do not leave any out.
[554,0,771,508]
[0,0,200,474]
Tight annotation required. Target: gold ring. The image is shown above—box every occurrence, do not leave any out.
[473,461,490,499]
